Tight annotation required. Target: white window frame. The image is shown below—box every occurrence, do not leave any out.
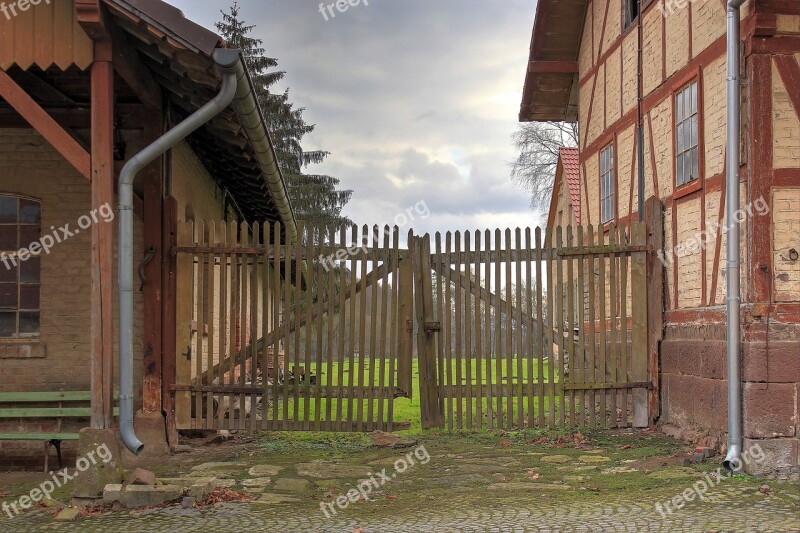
[600,144,615,224]
[675,80,699,188]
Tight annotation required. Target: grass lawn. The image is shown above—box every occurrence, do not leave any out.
[233,357,577,434]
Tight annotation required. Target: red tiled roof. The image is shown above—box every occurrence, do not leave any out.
[560,147,581,225]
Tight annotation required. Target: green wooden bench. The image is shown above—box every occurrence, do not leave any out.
[0,391,118,472]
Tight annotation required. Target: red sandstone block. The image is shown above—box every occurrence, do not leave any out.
[743,383,797,438]
[743,342,800,383]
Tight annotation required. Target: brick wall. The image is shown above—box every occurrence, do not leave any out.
[0,128,145,467]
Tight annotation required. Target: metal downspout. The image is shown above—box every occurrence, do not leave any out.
[117,48,242,454]
[723,0,746,472]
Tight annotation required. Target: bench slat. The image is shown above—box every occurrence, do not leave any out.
[0,433,81,441]
[0,407,120,418]
[0,392,92,402]
[0,391,120,402]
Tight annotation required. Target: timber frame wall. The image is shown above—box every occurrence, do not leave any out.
[573,0,799,473]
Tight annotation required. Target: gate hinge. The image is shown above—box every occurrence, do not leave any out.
[423,321,441,332]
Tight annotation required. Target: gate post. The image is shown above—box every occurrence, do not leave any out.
[397,250,415,397]
[412,235,443,428]
[644,197,664,424]
[174,222,194,429]
[630,221,649,428]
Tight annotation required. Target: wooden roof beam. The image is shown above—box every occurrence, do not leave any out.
[111,27,162,110]
[0,69,91,181]
[76,0,109,41]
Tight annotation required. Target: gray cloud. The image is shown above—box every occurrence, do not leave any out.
[169,0,542,233]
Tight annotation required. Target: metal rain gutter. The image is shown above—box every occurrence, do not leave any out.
[227,59,297,240]
[117,48,242,454]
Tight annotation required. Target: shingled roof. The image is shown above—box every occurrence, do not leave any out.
[547,147,582,227]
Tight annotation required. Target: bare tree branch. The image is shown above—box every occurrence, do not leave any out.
[508,122,579,211]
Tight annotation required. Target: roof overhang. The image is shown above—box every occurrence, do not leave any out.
[103,0,296,231]
[519,0,588,123]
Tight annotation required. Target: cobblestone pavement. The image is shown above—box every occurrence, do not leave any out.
[6,487,800,532]
[2,432,799,532]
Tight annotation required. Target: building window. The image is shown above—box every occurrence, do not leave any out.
[675,80,699,187]
[600,144,615,224]
[0,195,41,338]
[623,0,639,29]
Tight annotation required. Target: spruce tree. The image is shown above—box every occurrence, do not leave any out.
[216,2,353,230]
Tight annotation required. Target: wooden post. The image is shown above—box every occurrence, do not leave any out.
[413,235,441,429]
[90,38,114,429]
[174,222,194,429]
[397,254,414,397]
[142,116,164,414]
[630,221,649,428]
[644,197,664,424]
[161,197,178,445]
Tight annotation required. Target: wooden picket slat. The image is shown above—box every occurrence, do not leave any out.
[463,230,473,429]
[357,225,369,432]
[544,228,555,427]
[205,222,216,428]
[194,221,205,428]
[555,226,565,428]
[576,226,586,427]
[336,225,348,431]
[474,230,484,429]
[387,226,400,431]
[454,231,464,429]
[566,225,576,427]
[367,226,380,431]
[597,226,608,428]
[535,228,545,427]
[587,225,597,427]
[325,226,336,430]
[619,223,630,428]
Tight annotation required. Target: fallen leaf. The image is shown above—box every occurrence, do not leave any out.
[620,444,632,450]
[353,528,366,533]
[499,439,511,447]
[385,495,397,500]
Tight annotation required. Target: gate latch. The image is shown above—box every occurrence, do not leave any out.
[423,321,441,333]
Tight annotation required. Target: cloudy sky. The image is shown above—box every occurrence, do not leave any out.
[170,0,541,236]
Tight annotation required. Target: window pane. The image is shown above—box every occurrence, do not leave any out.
[677,153,685,185]
[0,197,16,224]
[684,153,692,183]
[19,225,39,249]
[691,82,698,114]
[692,147,699,179]
[0,283,16,309]
[0,312,15,337]
[683,89,690,120]
[677,122,684,153]
[0,226,17,250]
[19,284,39,310]
[690,114,698,148]
[18,199,40,224]
[18,311,39,336]
[20,256,40,283]
[0,264,15,282]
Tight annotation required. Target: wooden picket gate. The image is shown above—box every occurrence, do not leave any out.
[411,215,659,431]
[172,221,414,432]
[172,200,661,432]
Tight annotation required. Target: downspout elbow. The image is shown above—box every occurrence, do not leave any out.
[117,48,242,455]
